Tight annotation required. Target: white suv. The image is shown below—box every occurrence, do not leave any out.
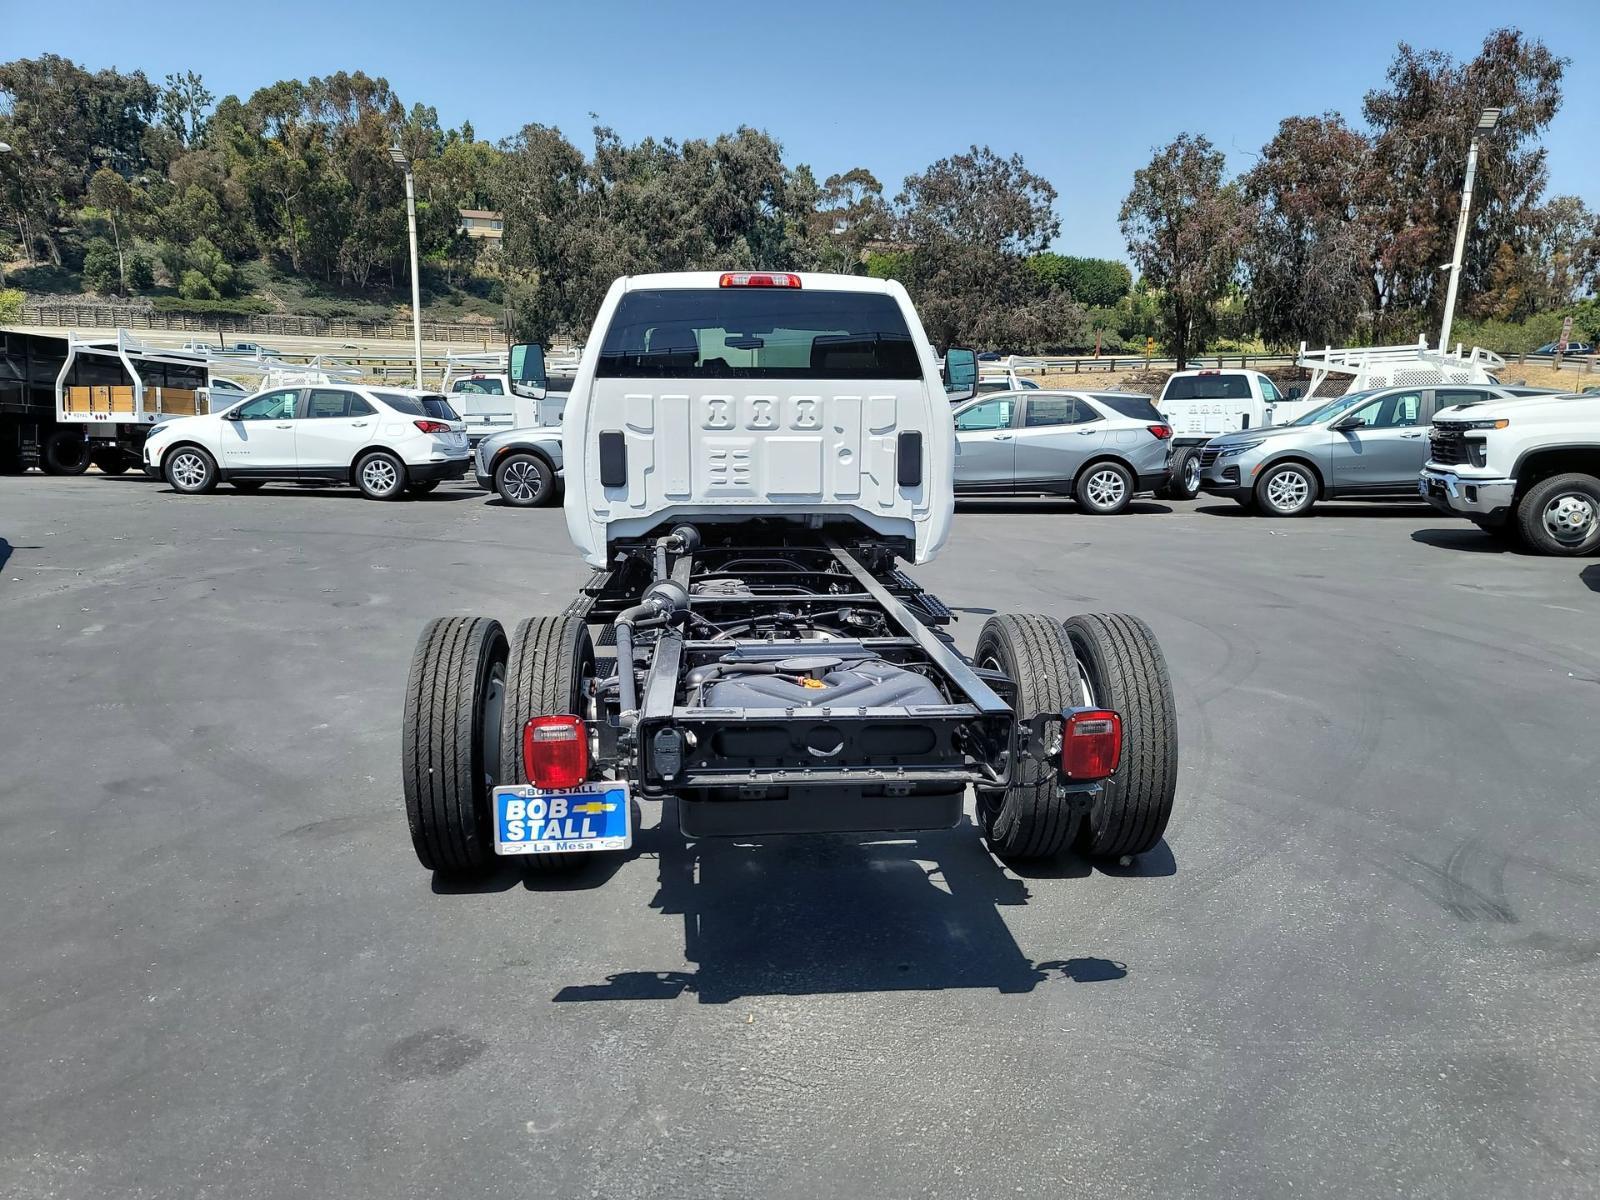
[142,384,470,500]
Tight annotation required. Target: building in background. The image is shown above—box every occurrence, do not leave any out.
[458,210,504,249]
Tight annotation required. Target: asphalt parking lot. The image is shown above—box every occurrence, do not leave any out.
[2,475,1597,1200]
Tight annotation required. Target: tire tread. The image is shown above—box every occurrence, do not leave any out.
[401,616,506,874]
[1066,613,1178,857]
[975,614,1083,859]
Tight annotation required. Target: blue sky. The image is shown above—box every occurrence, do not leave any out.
[4,0,1596,262]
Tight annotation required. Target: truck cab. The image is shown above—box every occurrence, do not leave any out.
[1157,368,1308,438]
[553,271,964,566]
[1421,390,1600,554]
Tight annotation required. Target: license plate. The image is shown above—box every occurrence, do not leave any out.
[492,781,631,855]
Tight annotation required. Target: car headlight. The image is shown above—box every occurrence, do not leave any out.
[1215,440,1265,458]
[1452,418,1510,431]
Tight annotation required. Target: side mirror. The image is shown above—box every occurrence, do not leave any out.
[509,342,548,399]
[943,347,977,403]
[1333,415,1368,431]
[223,408,244,421]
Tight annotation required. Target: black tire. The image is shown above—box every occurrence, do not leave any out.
[1161,446,1202,500]
[91,449,130,476]
[495,452,556,507]
[355,450,407,500]
[1064,614,1178,859]
[973,614,1087,860]
[1075,459,1135,515]
[408,480,440,495]
[42,429,91,476]
[164,444,218,494]
[231,479,265,492]
[1254,460,1318,516]
[501,616,597,874]
[402,616,509,876]
[1516,473,1600,556]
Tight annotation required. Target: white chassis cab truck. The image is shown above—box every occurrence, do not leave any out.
[400,271,1179,879]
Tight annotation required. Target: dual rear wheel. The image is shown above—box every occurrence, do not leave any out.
[400,609,1178,877]
[974,612,1177,862]
[401,614,595,878]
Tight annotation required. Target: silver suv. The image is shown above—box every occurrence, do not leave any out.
[1197,384,1524,516]
[953,389,1174,514]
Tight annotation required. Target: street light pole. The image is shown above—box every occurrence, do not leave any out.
[390,146,424,389]
[1438,108,1501,354]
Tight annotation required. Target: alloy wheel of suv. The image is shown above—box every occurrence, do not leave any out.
[166,446,218,494]
[1077,462,1133,514]
[356,451,406,500]
[495,452,555,508]
[1256,462,1317,517]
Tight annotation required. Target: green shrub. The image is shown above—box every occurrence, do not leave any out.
[152,295,273,316]
[178,269,221,301]
[0,288,23,323]
[83,238,120,295]
[127,253,155,292]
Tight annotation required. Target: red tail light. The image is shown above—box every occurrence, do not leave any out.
[523,715,588,789]
[414,419,452,434]
[719,272,802,288]
[1062,709,1122,779]
[1148,424,1173,440]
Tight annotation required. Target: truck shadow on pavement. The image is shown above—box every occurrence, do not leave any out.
[1409,528,1519,554]
[1582,565,1600,592]
[552,804,1168,1003]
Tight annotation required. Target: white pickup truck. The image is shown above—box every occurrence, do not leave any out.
[1420,390,1598,554]
[1156,368,1311,439]
[442,352,568,445]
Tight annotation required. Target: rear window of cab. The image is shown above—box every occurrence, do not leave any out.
[1162,373,1252,400]
[596,288,921,380]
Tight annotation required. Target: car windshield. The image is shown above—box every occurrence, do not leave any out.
[596,288,921,380]
[1093,393,1162,421]
[1288,390,1379,426]
[374,391,461,420]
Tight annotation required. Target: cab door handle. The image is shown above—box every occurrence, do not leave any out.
[351,421,369,427]
[1400,432,1424,439]
[274,423,292,429]
[994,434,1012,441]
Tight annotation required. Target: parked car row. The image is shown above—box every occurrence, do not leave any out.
[126,352,1600,556]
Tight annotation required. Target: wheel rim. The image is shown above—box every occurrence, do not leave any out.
[172,452,206,489]
[1266,469,1309,511]
[362,458,399,495]
[1541,492,1597,544]
[1085,469,1126,508]
[502,459,544,503]
[481,663,505,789]
[1183,455,1200,492]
